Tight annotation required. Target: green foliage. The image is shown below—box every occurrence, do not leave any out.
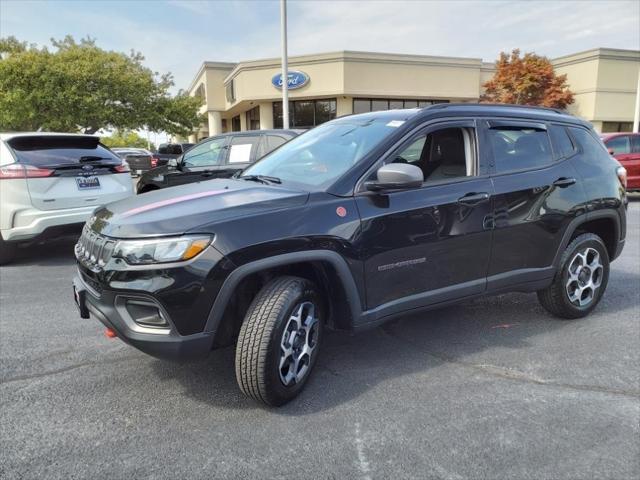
[101,130,153,150]
[0,35,204,135]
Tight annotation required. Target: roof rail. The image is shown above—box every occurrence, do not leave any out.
[425,102,566,115]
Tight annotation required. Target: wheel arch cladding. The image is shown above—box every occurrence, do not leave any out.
[205,250,362,346]
[554,211,620,268]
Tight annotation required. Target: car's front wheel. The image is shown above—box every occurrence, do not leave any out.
[235,276,323,406]
[537,233,610,319]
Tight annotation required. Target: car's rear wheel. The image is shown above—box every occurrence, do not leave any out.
[537,233,610,319]
[0,236,17,265]
[235,276,323,406]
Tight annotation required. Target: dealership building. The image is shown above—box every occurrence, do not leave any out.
[182,47,640,142]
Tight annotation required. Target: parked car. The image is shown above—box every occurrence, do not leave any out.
[72,104,627,406]
[111,147,155,176]
[601,132,639,191]
[136,130,301,194]
[152,142,195,167]
[0,133,134,264]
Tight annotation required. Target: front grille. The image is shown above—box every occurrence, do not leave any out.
[75,225,115,270]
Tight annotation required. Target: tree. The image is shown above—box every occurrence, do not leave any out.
[481,49,574,109]
[101,130,153,150]
[0,36,204,135]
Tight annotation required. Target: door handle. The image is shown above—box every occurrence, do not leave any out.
[457,192,490,205]
[553,177,576,188]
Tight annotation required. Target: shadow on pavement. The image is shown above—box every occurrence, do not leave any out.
[2,235,79,268]
[146,270,632,415]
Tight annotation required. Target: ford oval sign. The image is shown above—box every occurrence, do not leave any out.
[272,71,309,90]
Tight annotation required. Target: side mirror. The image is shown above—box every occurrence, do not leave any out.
[168,158,178,167]
[365,163,424,192]
[607,148,615,156]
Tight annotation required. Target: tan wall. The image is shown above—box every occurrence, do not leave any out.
[227,60,344,109]
[554,50,640,124]
[593,58,639,122]
[553,58,600,119]
[187,49,639,134]
[343,60,481,99]
[204,69,233,111]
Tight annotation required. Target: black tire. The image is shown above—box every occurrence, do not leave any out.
[235,276,323,406]
[0,236,17,266]
[537,233,610,319]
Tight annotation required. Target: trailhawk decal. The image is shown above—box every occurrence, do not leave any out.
[121,190,226,218]
[377,257,427,272]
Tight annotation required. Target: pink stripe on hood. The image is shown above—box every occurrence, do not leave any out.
[121,189,226,218]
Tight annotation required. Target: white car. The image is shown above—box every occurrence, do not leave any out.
[0,133,134,264]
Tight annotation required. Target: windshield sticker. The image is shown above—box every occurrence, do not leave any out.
[386,120,405,128]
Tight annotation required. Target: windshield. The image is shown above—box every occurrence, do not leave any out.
[240,117,402,190]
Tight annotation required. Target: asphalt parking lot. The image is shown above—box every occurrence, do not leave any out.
[1,199,638,480]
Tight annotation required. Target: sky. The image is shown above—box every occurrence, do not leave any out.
[1,0,639,93]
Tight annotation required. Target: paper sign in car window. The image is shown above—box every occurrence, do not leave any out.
[228,144,253,163]
[386,120,405,128]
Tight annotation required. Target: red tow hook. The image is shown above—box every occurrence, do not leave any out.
[104,328,117,339]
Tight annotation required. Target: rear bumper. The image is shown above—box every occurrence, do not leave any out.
[73,273,215,361]
[2,205,98,242]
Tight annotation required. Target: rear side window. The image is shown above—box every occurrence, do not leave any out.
[257,135,288,159]
[488,126,553,173]
[6,136,120,166]
[548,125,575,160]
[606,136,631,155]
[631,136,640,153]
[228,135,261,164]
[569,127,609,156]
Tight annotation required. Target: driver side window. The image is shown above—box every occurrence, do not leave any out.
[391,126,476,184]
[182,138,226,167]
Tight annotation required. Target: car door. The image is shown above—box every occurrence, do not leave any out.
[167,136,229,187]
[481,119,583,289]
[355,119,494,313]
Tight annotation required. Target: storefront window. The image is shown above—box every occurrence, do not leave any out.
[315,99,337,125]
[371,99,389,112]
[273,98,337,129]
[232,115,241,132]
[353,98,448,112]
[353,99,370,114]
[294,101,315,128]
[246,106,260,130]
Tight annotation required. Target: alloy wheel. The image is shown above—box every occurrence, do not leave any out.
[279,301,319,386]
[565,247,604,307]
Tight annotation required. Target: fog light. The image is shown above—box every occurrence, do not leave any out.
[125,300,168,328]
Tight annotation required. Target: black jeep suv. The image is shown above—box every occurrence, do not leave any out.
[73,104,627,406]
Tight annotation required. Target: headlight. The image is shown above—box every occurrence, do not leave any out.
[113,235,212,265]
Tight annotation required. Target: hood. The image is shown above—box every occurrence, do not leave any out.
[89,179,309,238]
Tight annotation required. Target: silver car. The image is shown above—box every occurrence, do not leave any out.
[0,133,134,264]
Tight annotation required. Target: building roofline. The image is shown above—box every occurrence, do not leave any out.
[220,50,485,85]
[187,61,236,94]
[552,47,640,67]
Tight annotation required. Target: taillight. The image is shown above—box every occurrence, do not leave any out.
[0,164,54,179]
[151,156,158,168]
[616,166,627,189]
[114,162,130,174]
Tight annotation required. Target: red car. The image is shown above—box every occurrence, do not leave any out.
[601,132,640,191]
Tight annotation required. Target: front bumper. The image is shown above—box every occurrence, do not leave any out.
[73,273,215,360]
